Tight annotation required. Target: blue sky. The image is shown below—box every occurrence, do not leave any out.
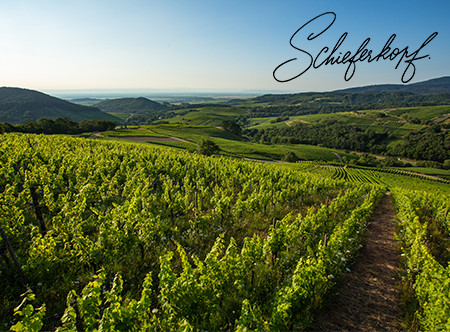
[0,0,448,92]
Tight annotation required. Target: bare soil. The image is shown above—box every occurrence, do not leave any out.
[169,136,192,143]
[117,136,193,143]
[119,136,177,142]
[313,193,402,331]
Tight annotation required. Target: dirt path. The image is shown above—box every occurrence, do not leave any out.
[169,136,193,144]
[138,127,155,133]
[117,136,194,144]
[313,193,401,331]
[333,152,343,164]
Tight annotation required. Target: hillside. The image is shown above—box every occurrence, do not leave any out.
[0,87,120,124]
[249,91,450,108]
[247,77,450,108]
[247,105,450,132]
[95,97,169,113]
[335,76,450,94]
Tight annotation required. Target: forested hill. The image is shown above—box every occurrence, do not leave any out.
[249,77,450,107]
[95,97,169,113]
[0,87,120,124]
[335,76,450,94]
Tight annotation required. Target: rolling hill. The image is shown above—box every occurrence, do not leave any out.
[0,87,120,124]
[248,77,450,106]
[335,76,450,94]
[95,97,169,113]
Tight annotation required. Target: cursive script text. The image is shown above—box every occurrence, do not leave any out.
[273,12,438,83]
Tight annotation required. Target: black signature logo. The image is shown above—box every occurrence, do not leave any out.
[273,12,438,83]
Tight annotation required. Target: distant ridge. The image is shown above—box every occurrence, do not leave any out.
[95,97,168,114]
[334,76,450,94]
[250,76,450,106]
[0,87,120,124]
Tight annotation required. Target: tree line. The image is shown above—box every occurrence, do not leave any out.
[244,121,449,164]
[389,127,449,163]
[245,120,388,154]
[0,117,116,135]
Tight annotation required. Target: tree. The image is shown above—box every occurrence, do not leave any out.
[79,120,116,132]
[54,117,79,134]
[443,159,450,170]
[379,156,403,167]
[282,151,299,162]
[36,118,57,134]
[221,120,242,136]
[0,122,15,133]
[356,153,378,167]
[198,140,220,156]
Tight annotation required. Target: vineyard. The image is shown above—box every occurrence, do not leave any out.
[329,164,450,191]
[0,133,449,330]
[393,189,449,330]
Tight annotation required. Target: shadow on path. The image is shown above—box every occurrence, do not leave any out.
[313,193,401,331]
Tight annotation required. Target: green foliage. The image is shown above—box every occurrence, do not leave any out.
[282,151,300,162]
[355,153,378,167]
[393,189,450,331]
[391,128,449,162]
[10,289,45,332]
[235,299,267,331]
[0,133,349,328]
[221,120,242,136]
[330,165,450,193]
[270,187,384,330]
[2,118,116,135]
[444,160,450,170]
[56,271,158,331]
[248,91,450,109]
[380,156,406,167]
[246,120,388,154]
[197,139,220,156]
[0,133,448,330]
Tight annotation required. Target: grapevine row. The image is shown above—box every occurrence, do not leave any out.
[392,188,450,331]
[26,185,384,331]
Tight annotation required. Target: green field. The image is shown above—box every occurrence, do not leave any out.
[102,127,169,137]
[168,106,246,126]
[147,124,242,141]
[388,105,450,121]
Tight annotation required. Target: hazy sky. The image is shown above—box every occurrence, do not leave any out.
[0,0,448,92]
